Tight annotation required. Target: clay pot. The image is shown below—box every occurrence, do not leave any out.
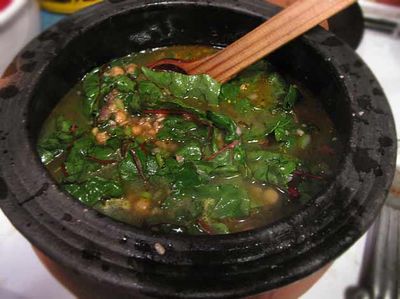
[0,0,396,298]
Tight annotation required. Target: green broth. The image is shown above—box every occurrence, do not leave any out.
[38,46,341,235]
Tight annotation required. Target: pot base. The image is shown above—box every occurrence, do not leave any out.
[34,247,331,299]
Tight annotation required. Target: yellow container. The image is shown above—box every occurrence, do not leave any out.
[39,0,102,14]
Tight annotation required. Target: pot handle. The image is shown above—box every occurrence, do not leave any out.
[345,171,400,299]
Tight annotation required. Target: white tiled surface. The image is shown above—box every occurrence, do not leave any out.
[0,29,399,299]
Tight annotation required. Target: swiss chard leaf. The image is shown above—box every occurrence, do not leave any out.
[197,197,229,234]
[64,136,99,182]
[38,117,80,164]
[161,193,203,223]
[206,111,238,142]
[220,83,240,101]
[97,75,136,97]
[242,125,266,143]
[282,85,298,110]
[209,222,229,234]
[119,143,159,180]
[83,69,136,117]
[157,116,207,142]
[197,184,250,220]
[160,182,250,234]
[176,142,202,162]
[211,184,250,219]
[171,162,203,192]
[265,112,298,148]
[247,151,299,186]
[220,82,255,113]
[146,155,159,176]
[103,75,136,93]
[128,93,141,113]
[82,68,101,116]
[118,154,138,181]
[142,67,221,105]
[64,176,123,206]
[235,98,254,113]
[88,146,117,160]
[138,81,163,102]
[157,162,206,225]
[269,73,288,101]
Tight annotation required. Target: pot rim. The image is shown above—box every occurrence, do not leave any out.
[0,0,396,297]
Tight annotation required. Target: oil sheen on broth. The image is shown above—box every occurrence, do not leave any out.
[38,46,341,235]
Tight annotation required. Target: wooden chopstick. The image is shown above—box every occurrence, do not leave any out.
[187,0,356,83]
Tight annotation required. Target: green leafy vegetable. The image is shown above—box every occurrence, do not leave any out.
[64,177,123,206]
[63,136,98,182]
[128,93,141,112]
[206,111,238,142]
[176,142,202,161]
[38,117,80,164]
[171,162,203,192]
[220,83,240,101]
[138,81,163,102]
[282,85,298,110]
[157,116,208,142]
[118,154,138,181]
[265,112,299,148]
[269,73,288,100]
[146,155,159,175]
[142,67,221,105]
[103,75,136,93]
[210,184,250,219]
[38,48,339,236]
[88,146,116,160]
[220,83,254,113]
[247,151,299,186]
[82,68,100,116]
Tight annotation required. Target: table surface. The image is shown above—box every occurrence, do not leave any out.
[0,15,400,299]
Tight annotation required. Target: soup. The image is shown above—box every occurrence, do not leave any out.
[37,46,341,235]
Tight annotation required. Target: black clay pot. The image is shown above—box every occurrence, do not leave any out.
[0,1,396,298]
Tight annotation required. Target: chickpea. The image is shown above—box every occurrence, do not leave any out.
[107,66,125,77]
[248,93,258,100]
[151,207,161,216]
[142,122,152,130]
[155,140,178,152]
[156,115,166,122]
[249,185,263,199]
[140,191,152,199]
[115,110,128,125]
[107,89,120,100]
[153,121,160,129]
[262,188,280,205]
[215,133,225,149]
[125,63,137,74]
[296,129,305,137]
[120,200,131,210]
[108,102,117,113]
[131,125,143,136]
[114,98,125,110]
[147,129,156,137]
[134,198,151,214]
[95,131,109,144]
[91,127,99,136]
